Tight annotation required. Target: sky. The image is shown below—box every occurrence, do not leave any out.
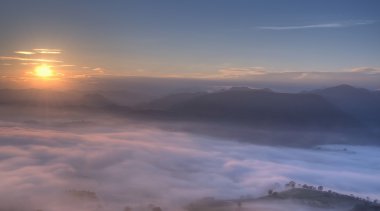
[0,0,379,87]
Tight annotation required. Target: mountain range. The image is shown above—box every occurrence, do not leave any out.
[140,86,359,129]
[1,84,379,146]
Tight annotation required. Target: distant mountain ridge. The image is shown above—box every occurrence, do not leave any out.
[0,89,115,108]
[139,86,361,130]
[1,85,379,146]
[1,85,379,132]
[311,84,380,125]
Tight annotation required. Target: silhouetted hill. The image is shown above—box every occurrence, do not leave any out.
[142,92,207,110]
[98,90,157,106]
[259,188,365,208]
[187,188,380,211]
[312,84,380,125]
[142,87,360,130]
[1,87,378,146]
[0,89,115,108]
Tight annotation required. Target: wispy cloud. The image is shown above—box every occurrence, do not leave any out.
[14,51,35,55]
[20,62,38,66]
[33,48,62,54]
[0,56,62,63]
[14,49,62,55]
[58,64,76,67]
[351,67,380,74]
[0,49,108,80]
[219,67,267,77]
[258,20,376,30]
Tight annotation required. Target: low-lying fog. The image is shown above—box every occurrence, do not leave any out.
[0,113,379,211]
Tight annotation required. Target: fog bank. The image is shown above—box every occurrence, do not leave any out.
[0,119,379,210]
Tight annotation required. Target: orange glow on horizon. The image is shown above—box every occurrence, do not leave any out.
[29,64,66,89]
[34,64,54,78]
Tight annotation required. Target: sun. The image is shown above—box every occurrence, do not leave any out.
[34,64,54,78]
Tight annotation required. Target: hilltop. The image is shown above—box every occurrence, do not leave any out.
[187,186,380,211]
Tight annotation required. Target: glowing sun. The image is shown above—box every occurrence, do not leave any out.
[34,64,54,78]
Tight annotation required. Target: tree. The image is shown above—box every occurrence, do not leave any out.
[237,200,242,207]
[268,189,273,195]
[152,207,162,211]
[285,181,296,189]
[318,186,323,191]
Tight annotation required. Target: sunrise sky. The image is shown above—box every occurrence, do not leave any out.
[1,2,380,209]
[0,0,379,87]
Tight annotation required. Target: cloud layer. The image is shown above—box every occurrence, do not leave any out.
[0,116,379,210]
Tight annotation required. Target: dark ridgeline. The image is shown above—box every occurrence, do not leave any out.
[2,84,380,129]
[132,85,380,146]
[0,89,115,108]
[311,84,380,125]
[145,87,359,129]
[1,84,380,146]
[141,85,380,128]
[187,182,380,211]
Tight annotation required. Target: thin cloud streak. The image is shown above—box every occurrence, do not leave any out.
[14,51,35,55]
[219,67,267,77]
[351,67,380,74]
[258,20,376,30]
[33,48,62,54]
[0,56,62,63]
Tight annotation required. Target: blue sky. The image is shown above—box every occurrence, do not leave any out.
[0,0,379,76]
